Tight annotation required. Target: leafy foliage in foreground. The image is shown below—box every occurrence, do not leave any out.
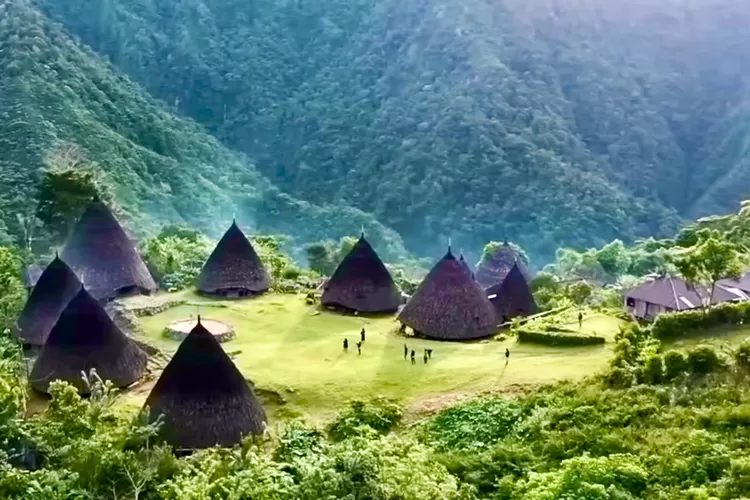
[2,321,750,498]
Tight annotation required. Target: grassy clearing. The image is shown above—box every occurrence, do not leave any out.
[124,293,627,423]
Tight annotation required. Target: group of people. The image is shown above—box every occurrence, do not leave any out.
[343,328,367,355]
[403,344,433,364]
[341,328,514,365]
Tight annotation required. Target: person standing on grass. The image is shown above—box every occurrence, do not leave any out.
[361,328,366,343]
[410,350,416,364]
[404,344,408,360]
[426,349,433,359]
[343,338,349,351]
[505,348,510,364]
[356,341,362,355]
[578,311,583,330]
[423,350,428,364]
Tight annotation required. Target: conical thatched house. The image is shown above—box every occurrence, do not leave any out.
[144,319,267,450]
[459,252,474,280]
[475,242,532,289]
[398,250,497,340]
[321,234,401,313]
[30,287,147,394]
[61,199,157,301]
[14,255,81,347]
[197,221,270,298]
[487,263,538,323]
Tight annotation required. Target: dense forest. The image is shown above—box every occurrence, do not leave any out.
[17,0,750,261]
[0,0,405,259]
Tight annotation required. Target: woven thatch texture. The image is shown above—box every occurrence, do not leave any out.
[398,251,497,340]
[475,243,532,289]
[30,287,147,394]
[144,320,266,450]
[459,253,474,280]
[61,199,156,300]
[322,235,401,313]
[197,222,270,294]
[15,256,81,346]
[487,263,538,321]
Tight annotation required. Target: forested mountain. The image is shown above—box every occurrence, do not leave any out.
[0,0,405,257]
[6,0,750,261]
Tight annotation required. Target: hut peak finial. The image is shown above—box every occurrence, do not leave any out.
[360,224,365,238]
[232,212,236,223]
[448,237,452,253]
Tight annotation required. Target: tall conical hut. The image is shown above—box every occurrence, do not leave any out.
[475,241,532,289]
[143,319,267,450]
[487,263,538,323]
[61,198,156,301]
[398,248,497,340]
[30,287,147,394]
[321,232,402,314]
[14,255,81,347]
[197,221,270,298]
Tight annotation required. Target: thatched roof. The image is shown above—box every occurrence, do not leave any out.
[487,263,538,321]
[15,256,81,347]
[61,199,156,300]
[30,287,147,394]
[321,234,401,313]
[398,250,497,340]
[197,221,270,294]
[459,252,474,280]
[144,319,267,450]
[22,265,43,289]
[475,242,531,289]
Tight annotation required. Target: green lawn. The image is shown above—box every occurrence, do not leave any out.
[124,293,627,423]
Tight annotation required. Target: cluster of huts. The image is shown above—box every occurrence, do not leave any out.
[13,197,537,450]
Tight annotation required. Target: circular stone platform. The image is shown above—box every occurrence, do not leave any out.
[164,318,235,343]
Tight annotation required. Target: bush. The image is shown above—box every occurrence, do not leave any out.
[651,301,750,340]
[664,350,689,380]
[734,339,750,372]
[517,330,605,346]
[327,398,402,441]
[687,346,723,375]
[644,355,664,384]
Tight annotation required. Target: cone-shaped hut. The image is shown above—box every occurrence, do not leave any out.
[144,319,267,450]
[30,287,147,394]
[398,250,497,340]
[487,263,538,323]
[459,252,474,280]
[197,221,270,298]
[61,199,156,301]
[475,241,532,289]
[322,234,401,313]
[14,255,81,347]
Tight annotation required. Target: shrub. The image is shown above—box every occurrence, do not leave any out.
[424,397,525,451]
[663,350,689,381]
[734,339,750,372]
[687,346,723,375]
[517,330,605,346]
[651,301,750,340]
[327,398,402,441]
[644,355,664,384]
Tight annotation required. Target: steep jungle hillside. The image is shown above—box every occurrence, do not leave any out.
[0,0,405,257]
[30,0,750,260]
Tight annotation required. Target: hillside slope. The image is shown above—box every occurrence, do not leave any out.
[22,0,750,259]
[0,0,405,256]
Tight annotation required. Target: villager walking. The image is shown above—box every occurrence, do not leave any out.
[361,328,366,343]
[404,344,408,360]
[578,312,583,330]
[343,338,349,351]
[356,341,362,355]
[505,348,510,364]
[410,350,416,365]
[423,350,428,364]
[426,349,433,359]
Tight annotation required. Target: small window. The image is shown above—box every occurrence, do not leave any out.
[626,297,635,307]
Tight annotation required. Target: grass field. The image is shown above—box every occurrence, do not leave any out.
[120,292,628,423]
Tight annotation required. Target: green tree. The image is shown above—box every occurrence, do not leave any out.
[0,246,26,334]
[35,144,112,248]
[674,233,745,309]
